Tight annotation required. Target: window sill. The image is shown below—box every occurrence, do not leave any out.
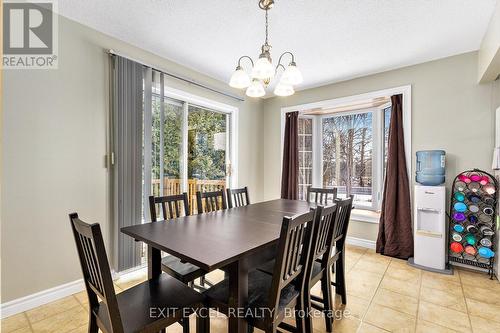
[350,209,380,224]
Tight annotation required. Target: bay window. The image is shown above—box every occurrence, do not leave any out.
[298,105,391,211]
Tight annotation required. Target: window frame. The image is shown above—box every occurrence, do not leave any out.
[281,85,412,222]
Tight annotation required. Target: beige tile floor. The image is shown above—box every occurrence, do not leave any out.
[2,245,500,333]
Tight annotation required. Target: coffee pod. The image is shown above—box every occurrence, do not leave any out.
[470,174,482,182]
[467,194,481,203]
[468,215,478,224]
[480,225,494,236]
[480,237,492,247]
[483,206,494,216]
[464,233,476,245]
[454,202,467,213]
[478,247,495,259]
[453,212,466,222]
[468,182,481,193]
[480,176,490,185]
[466,225,478,234]
[458,174,471,184]
[483,184,496,195]
[469,204,479,213]
[455,181,467,191]
[454,192,465,202]
[454,224,465,233]
[479,214,492,223]
[484,196,495,205]
[452,233,463,242]
[450,242,464,253]
[464,245,477,255]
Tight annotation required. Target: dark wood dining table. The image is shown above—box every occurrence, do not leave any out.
[121,199,315,333]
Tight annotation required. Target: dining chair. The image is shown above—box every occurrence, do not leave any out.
[200,209,318,333]
[257,204,338,332]
[149,193,210,292]
[226,186,250,208]
[325,196,354,305]
[69,213,203,333]
[196,189,227,213]
[306,186,338,205]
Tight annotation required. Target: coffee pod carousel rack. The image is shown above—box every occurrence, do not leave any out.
[448,169,497,278]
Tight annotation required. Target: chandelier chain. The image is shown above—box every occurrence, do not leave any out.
[265,8,269,45]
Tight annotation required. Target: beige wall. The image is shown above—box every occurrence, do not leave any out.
[1,16,264,302]
[263,52,498,242]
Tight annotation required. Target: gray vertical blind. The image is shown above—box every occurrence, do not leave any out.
[111,55,144,271]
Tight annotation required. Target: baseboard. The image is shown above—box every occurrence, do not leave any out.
[346,236,376,249]
[1,266,149,319]
[1,279,85,319]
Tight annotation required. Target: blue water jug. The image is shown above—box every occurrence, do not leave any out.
[416,150,445,185]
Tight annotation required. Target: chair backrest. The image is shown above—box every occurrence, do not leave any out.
[331,196,354,248]
[268,209,317,313]
[149,193,190,221]
[306,186,338,205]
[69,213,124,332]
[226,186,250,208]
[310,204,338,263]
[196,190,227,214]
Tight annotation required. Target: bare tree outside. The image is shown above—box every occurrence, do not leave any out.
[322,112,373,207]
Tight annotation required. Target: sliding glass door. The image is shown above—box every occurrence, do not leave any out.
[145,70,234,219]
[187,105,229,213]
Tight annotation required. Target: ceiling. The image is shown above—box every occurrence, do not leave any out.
[59,0,497,97]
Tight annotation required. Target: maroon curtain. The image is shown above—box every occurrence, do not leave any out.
[376,94,413,259]
[281,111,299,199]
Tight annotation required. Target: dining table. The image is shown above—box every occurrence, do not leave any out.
[121,198,315,333]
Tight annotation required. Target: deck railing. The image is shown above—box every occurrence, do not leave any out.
[151,178,226,214]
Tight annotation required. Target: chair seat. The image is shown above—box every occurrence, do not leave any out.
[95,274,204,333]
[161,255,206,282]
[204,270,300,316]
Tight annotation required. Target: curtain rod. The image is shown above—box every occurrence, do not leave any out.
[107,49,245,102]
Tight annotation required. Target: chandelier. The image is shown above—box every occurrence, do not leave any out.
[229,0,303,97]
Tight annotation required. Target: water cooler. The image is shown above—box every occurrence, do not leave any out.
[408,150,452,273]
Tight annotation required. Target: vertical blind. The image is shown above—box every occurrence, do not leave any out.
[110,55,144,271]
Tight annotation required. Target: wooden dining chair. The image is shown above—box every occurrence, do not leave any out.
[257,204,338,332]
[196,189,227,214]
[69,213,203,333]
[148,193,209,292]
[226,186,250,208]
[326,196,354,305]
[306,186,338,205]
[201,209,318,333]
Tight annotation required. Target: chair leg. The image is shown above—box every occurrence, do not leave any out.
[182,317,190,333]
[296,295,312,333]
[88,314,98,333]
[247,323,255,333]
[321,271,334,332]
[336,255,347,305]
[196,310,210,333]
[200,275,206,287]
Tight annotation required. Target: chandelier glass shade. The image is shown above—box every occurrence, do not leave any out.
[228,0,302,97]
[246,79,266,98]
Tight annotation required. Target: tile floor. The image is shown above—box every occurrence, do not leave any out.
[2,245,500,333]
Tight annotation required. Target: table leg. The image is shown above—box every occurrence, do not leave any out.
[227,259,248,333]
[148,245,162,279]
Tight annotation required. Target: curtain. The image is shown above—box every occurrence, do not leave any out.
[281,111,299,199]
[111,55,144,271]
[376,94,413,259]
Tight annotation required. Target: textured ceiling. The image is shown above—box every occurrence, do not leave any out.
[59,0,497,96]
